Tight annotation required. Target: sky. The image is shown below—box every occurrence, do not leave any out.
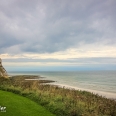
[0,0,116,71]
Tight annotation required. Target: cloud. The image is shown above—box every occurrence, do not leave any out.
[0,0,116,55]
[0,0,116,71]
[1,44,116,68]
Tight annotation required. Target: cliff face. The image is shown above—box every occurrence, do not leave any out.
[0,58,8,77]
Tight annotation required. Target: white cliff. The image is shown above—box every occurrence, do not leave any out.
[0,58,8,77]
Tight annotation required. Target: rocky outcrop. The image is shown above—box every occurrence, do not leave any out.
[0,58,8,77]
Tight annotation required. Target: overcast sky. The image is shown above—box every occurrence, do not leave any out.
[0,0,116,71]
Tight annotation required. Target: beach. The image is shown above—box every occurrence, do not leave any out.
[9,70,116,99]
[49,83,116,99]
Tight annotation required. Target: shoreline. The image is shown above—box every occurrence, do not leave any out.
[22,76,116,100]
[9,75,116,100]
[48,83,116,99]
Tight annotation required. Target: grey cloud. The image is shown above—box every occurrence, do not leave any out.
[0,31,22,53]
[0,0,116,54]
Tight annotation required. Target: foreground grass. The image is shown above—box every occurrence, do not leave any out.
[0,76,116,116]
[0,90,55,116]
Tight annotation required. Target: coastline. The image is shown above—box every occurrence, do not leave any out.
[16,74,116,99]
[48,83,116,99]
[8,72,116,99]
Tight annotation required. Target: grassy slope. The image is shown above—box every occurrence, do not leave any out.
[0,90,55,116]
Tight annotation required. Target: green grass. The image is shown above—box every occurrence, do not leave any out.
[0,90,55,116]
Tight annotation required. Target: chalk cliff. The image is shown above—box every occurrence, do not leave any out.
[0,58,8,77]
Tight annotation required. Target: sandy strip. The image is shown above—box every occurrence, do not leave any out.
[49,83,116,99]
[25,78,116,99]
[25,79,40,80]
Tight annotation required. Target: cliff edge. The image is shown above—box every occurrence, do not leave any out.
[0,58,8,77]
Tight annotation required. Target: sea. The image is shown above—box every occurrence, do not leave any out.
[8,70,116,99]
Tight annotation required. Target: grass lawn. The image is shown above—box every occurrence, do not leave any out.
[0,90,55,116]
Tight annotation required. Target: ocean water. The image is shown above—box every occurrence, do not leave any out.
[8,71,116,98]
